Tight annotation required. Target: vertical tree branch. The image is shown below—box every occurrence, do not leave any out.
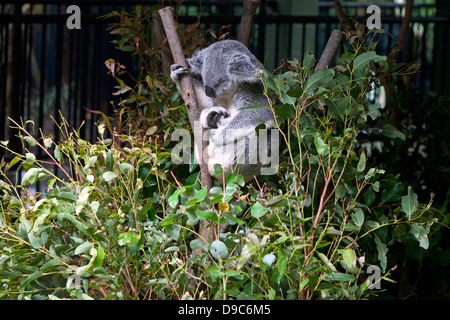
[315,30,344,72]
[388,0,413,64]
[237,0,260,47]
[333,1,354,33]
[151,11,172,75]
[158,7,215,245]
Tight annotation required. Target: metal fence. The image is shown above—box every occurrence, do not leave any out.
[1,1,449,160]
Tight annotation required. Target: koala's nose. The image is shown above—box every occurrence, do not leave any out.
[204,86,216,98]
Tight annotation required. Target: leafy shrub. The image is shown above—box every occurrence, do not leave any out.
[0,8,439,299]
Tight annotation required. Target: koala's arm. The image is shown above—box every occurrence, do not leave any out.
[227,84,274,130]
[170,64,214,112]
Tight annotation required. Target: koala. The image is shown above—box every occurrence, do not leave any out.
[170,40,277,183]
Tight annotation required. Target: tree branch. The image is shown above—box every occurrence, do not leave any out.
[333,1,354,33]
[388,0,413,64]
[237,0,260,47]
[315,30,344,72]
[158,7,215,245]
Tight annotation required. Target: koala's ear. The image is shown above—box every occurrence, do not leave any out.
[228,53,262,82]
[187,49,204,75]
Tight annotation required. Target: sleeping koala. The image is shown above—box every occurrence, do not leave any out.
[170,40,278,183]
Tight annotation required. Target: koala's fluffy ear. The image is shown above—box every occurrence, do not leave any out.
[228,53,262,82]
[187,49,204,75]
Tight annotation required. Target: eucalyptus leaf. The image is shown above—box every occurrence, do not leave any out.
[304,69,335,92]
[410,224,429,249]
[103,171,117,182]
[351,208,364,227]
[210,240,228,259]
[353,51,386,72]
[251,201,270,218]
[21,168,41,186]
[401,186,419,217]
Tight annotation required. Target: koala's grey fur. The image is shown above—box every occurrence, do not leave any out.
[171,40,276,183]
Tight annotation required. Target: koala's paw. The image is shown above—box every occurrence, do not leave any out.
[201,107,230,129]
[170,64,188,81]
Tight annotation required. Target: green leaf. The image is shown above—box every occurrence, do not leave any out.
[58,191,78,202]
[23,153,36,169]
[117,232,138,246]
[28,231,42,249]
[106,150,113,171]
[286,86,303,98]
[59,212,87,234]
[119,163,134,174]
[325,98,346,120]
[317,252,337,272]
[20,270,43,288]
[103,171,117,182]
[350,208,364,227]
[374,236,388,271]
[138,201,156,222]
[210,240,228,259]
[54,146,62,163]
[357,152,366,172]
[251,201,270,218]
[92,246,105,268]
[314,132,328,156]
[168,187,185,208]
[353,51,386,72]
[190,239,209,252]
[299,278,309,292]
[197,187,207,202]
[268,287,276,300]
[304,69,335,92]
[222,212,244,225]
[341,248,358,274]
[302,53,316,71]
[277,251,288,279]
[410,224,429,249]
[195,210,214,220]
[76,187,91,215]
[21,168,41,186]
[275,104,295,120]
[41,259,62,273]
[381,182,404,204]
[262,253,276,267]
[166,224,181,241]
[368,103,382,120]
[24,136,36,146]
[401,186,419,217]
[323,272,355,282]
[75,242,93,255]
[8,155,22,170]
[363,188,376,207]
[379,124,405,140]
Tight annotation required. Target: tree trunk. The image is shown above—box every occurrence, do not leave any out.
[158,7,215,246]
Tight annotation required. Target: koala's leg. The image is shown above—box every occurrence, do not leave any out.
[200,107,230,129]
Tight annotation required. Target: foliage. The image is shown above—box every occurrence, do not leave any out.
[0,7,440,299]
[369,89,450,299]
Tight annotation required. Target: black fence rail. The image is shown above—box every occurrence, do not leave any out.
[1,1,449,162]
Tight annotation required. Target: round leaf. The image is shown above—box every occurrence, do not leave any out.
[210,240,228,260]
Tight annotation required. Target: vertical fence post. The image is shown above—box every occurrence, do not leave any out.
[8,4,24,157]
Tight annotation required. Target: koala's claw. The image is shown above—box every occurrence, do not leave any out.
[207,109,230,128]
[170,64,188,81]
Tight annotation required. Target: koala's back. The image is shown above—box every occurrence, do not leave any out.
[178,40,278,182]
[227,82,273,129]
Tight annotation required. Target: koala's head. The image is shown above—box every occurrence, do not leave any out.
[187,40,263,98]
